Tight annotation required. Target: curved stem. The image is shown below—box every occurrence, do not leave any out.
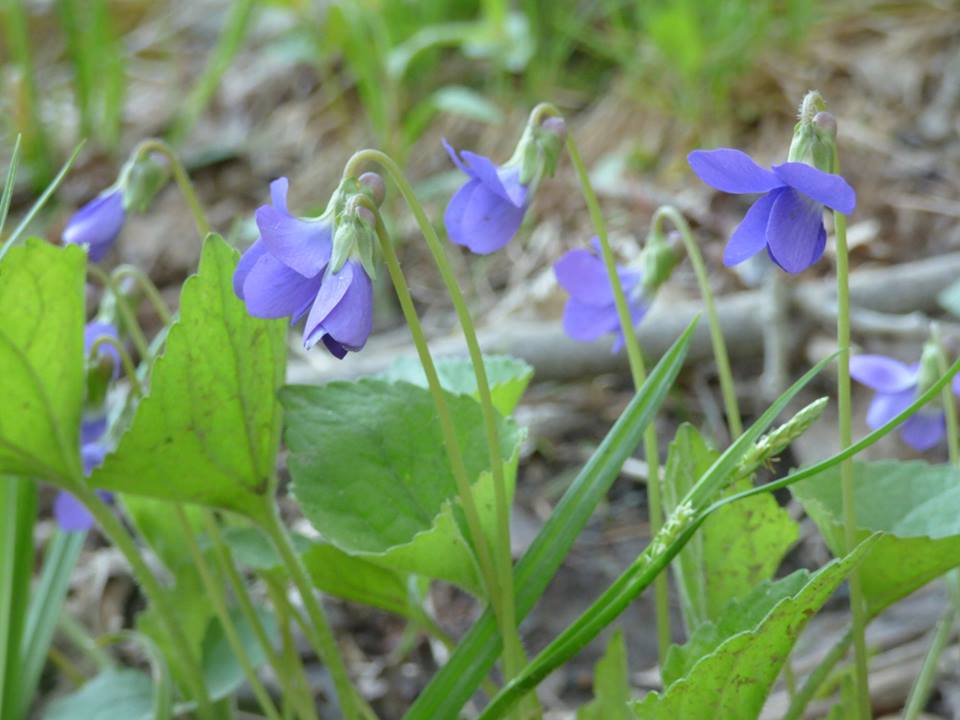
[111,265,174,326]
[564,135,670,666]
[260,505,374,720]
[835,208,870,719]
[202,514,320,720]
[651,206,742,439]
[132,139,211,237]
[86,264,151,361]
[343,151,524,683]
[88,336,143,397]
[72,486,214,718]
[174,506,282,720]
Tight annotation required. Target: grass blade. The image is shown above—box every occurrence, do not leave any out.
[0,135,22,236]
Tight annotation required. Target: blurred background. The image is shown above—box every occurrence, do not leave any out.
[2,0,960,716]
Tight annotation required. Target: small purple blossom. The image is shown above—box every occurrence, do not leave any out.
[687,149,856,273]
[63,190,126,262]
[554,239,647,353]
[84,321,121,379]
[443,140,528,254]
[850,354,954,451]
[54,432,113,533]
[234,177,331,326]
[302,259,373,358]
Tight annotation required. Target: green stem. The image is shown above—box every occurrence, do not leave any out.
[86,263,151,361]
[262,575,320,720]
[784,626,853,720]
[202,514,320,720]
[72,486,214,718]
[111,265,175,326]
[651,205,742,439]
[260,506,374,720]
[132,139,211,237]
[88,336,142,397]
[174,506,282,720]
[565,134,670,666]
[835,208,870,719]
[343,151,524,684]
[903,608,955,720]
[57,612,112,671]
[934,326,960,468]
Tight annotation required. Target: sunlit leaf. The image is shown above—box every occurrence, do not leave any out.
[577,630,631,720]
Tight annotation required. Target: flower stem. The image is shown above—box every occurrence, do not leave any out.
[259,505,374,720]
[174,506,283,720]
[132,139,211,237]
[344,150,525,685]
[88,336,143,397]
[651,205,742,439]
[933,325,960,468]
[835,208,871,719]
[111,265,175,326]
[72,486,214,718]
[370,213,516,671]
[783,626,853,720]
[902,608,956,720]
[86,263,152,361]
[565,134,670,666]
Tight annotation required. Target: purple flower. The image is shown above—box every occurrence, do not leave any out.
[84,321,121,379]
[554,239,647,353]
[302,259,373,358]
[687,149,856,273]
[54,434,113,533]
[63,190,126,262]
[443,139,528,254]
[850,354,950,451]
[234,177,331,326]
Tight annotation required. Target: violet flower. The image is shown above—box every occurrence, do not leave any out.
[63,190,126,262]
[234,177,331,325]
[850,354,949,451]
[84,321,121,379]
[554,239,647,352]
[443,140,528,254]
[54,433,113,533]
[687,149,856,273]
[302,259,373,359]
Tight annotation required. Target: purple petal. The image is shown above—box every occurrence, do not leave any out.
[442,139,472,176]
[459,151,526,206]
[687,149,784,195]
[322,336,348,359]
[900,412,945,451]
[563,299,622,342]
[850,355,918,393]
[269,177,290,214]
[55,492,94,532]
[953,373,960,398]
[242,253,323,319]
[865,389,915,429]
[772,163,856,215]
[554,248,614,306]
[765,189,826,273]
[63,190,126,262]
[81,415,107,445]
[446,181,526,254]
[233,239,269,299]
[84,321,121,379]
[723,191,779,266]
[255,205,332,278]
[303,261,374,354]
[81,443,107,476]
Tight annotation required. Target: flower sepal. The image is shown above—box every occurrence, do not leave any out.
[330,199,379,281]
[640,226,682,294]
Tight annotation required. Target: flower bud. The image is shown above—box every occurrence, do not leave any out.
[330,196,379,280]
[640,226,683,294]
[513,109,567,185]
[916,338,943,399]
[787,91,837,173]
[123,155,169,214]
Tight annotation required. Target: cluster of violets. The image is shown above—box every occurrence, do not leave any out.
[58,100,956,539]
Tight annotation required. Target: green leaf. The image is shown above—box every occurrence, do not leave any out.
[378,354,533,416]
[222,526,412,617]
[201,606,278,701]
[92,235,286,519]
[121,497,206,575]
[577,630,631,720]
[664,425,798,631]
[405,319,697,720]
[43,668,156,720]
[0,241,85,482]
[632,537,876,720]
[283,379,523,593]
[792,459,960,615]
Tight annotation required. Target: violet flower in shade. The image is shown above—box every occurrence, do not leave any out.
[84,321,121,379]
[443,139,528,254]
[687,149,856,273]
[54,436,114,533]
[554,239,647,353]
[302,259,373,359]
[849,354,946,451]
[234,177,331,325]
[63,190,126,262]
